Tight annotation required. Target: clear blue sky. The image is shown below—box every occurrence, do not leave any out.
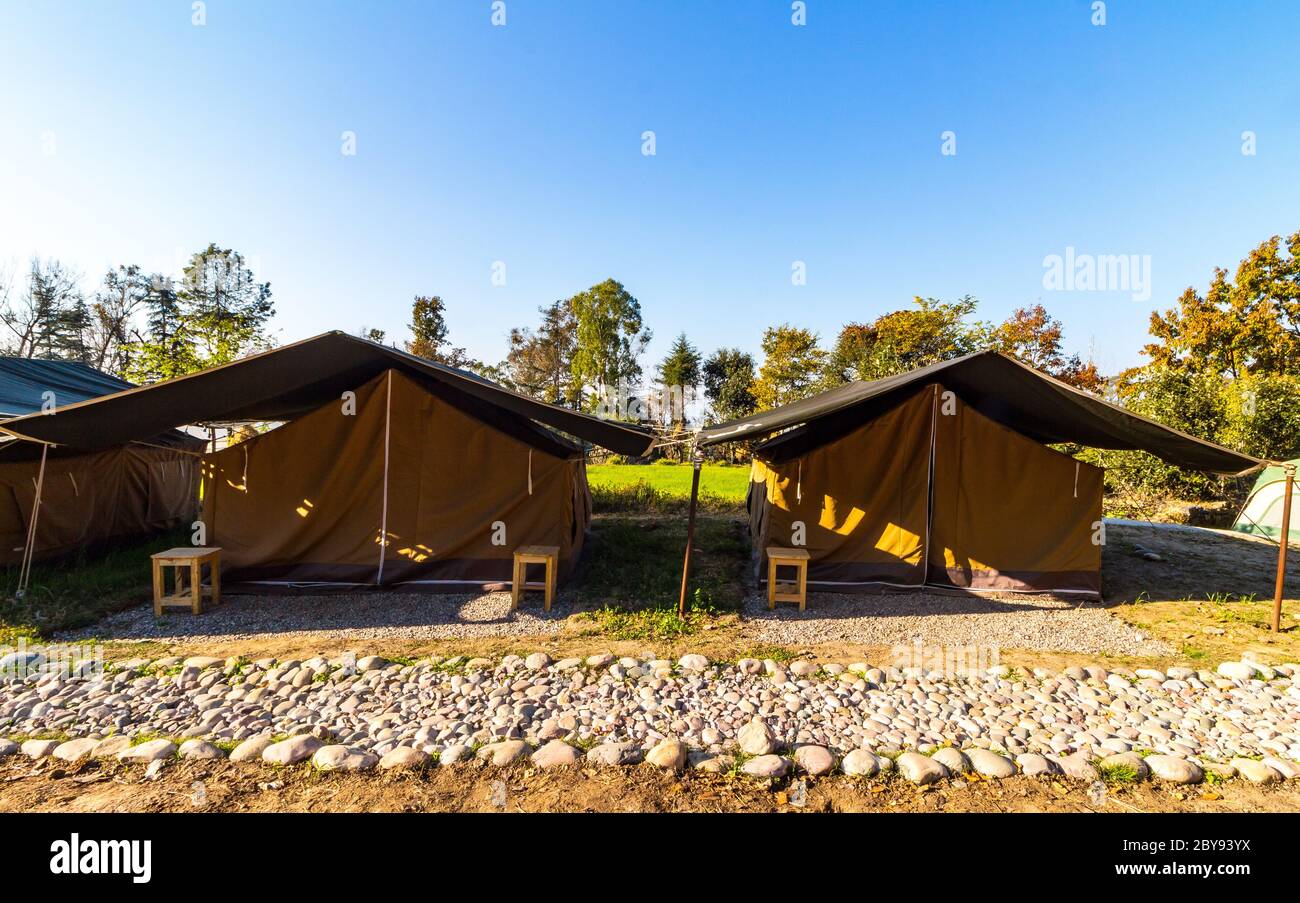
[2,1,1297,379]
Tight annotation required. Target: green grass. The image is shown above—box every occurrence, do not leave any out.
[0,528,189,639]
[588,463,749,513]
[573,515,750,615]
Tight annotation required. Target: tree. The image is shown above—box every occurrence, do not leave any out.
[990,303,1104,392]
[569,278,652,411]
[177,244,274,367]
[407,295,475,368]
[0,258,88,360]
[123,275,199,383]
[87,264,151,375]
[821,296,986,385]
[702,347,757,462]
[752,324,825,409]
[655,332,701,428]
[703,348,757,423]
[506,299,580,406]
[1145,230,1300,377]
[359,326,387,344]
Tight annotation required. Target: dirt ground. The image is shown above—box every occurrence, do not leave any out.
[3,758,1298,814]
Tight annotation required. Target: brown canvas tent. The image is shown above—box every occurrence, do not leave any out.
[696,351,1260,599]
[1,332,656,591]
[0,358,200,567]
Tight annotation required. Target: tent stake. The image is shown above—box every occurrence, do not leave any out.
[678,447,703,618]
[1273,463,1295,633]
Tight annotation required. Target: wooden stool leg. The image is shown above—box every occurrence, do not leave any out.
[798,561,807,611]
[191,560,202,614]
[544,557,555,612]
[511,557,521,611]
[211,559,221,606]
[768,558,776,609]
[152,560,163,617]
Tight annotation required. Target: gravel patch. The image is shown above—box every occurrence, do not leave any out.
[56,591,567,644]
[744,590,1173,656]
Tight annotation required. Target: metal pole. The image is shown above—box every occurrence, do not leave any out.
[677,447,703,618]
[1272,463,1295,633]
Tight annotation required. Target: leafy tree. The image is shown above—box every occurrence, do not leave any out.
[177,244,274,367]
[821,296,986,385]
[359,326,387,344]
[752,324,826,409]
[506,299,580,406]
[702,347,757,463]
[702,347,756,423]
[407,295,475,369]
[1146,230,1300,377]
[123,275,199,383]
[569,278,651,409]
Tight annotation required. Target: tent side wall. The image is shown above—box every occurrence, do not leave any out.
[748,382,1103,597]
[202,368,589,590]
[928,391,1103,595]
[0,446,198,565]
[749,388,933,588]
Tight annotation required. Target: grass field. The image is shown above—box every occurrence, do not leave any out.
[587,463,751,501]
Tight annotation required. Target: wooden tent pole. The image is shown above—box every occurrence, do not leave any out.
[16,443,49,599]
[677,445,703,618]
[1273,463,1295,633]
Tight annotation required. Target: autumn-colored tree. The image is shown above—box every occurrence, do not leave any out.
[753,325,826,409]
[991,303,1104,392]
[1146,230,1300,377]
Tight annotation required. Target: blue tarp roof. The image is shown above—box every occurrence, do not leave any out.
[0,358,135,417]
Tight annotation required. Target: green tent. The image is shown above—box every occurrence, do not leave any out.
[1234,460,1299,543]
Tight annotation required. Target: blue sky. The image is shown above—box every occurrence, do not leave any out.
[2,0,1298,379]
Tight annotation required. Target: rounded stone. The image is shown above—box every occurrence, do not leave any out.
[742,754,790,778]
[1144,755,1203,784]
[931,748,970,774]
[896,751,949,785]
[229,735,276,762]
[793,745,835,776]
[179,739,227,760]
[645,738,687,771]
[119,739,177,763]
[841,748,881,777]
[262,735,323,765]
[967,748,1017,779]
[379,746,430,770]
[531,740,581,768]
[53,738,100,762]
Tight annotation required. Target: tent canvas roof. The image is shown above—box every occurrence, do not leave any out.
[698,350,1260,475]
[0,332,657,457]
[0,357,136,417]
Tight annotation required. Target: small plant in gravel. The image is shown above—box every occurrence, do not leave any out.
[1098,761,1139,783]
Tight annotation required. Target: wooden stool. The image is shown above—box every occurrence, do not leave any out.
[152,547,222,616]
[766,546,810,611]
[511,545,559,612]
